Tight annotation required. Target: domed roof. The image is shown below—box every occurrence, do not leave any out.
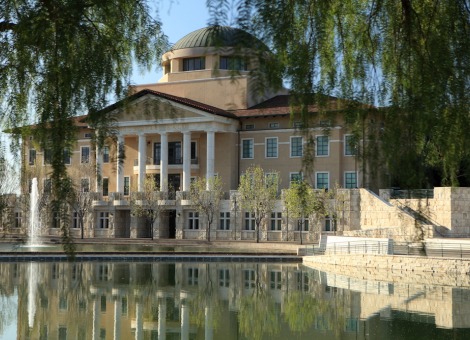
[172,26,266,51]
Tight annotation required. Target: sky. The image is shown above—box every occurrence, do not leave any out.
[131,0,212,85]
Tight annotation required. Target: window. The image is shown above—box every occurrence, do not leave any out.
[265,137,278,158]
[44,178,52,194]
[58,327,67,340]
[84,133,92,138]
[154,142,161,164]
[298,218,309,231]
[241,139,254,159]
[270,271,282,290]
[244,212,255,230]
[72,212,79,229]
[102,178,109,196]
[15,212,22,228]
[316,172,329,189]
[29,149,36,165]
[290,136,303,157]
[290,172,303,185]
[99,212,109,229]
[52,211,60,229]
[103,146,109,163]
[293,121,303,128]
[344,135,356,156]
[99,265,109,281]
[168,141,182,164]
[100,295,107,312]
[191,141,197,161]
[344,172,357,189]
[187,267,199,285]
[59,296,68,310]
[43,149,52,165]
[219,212,230,230]
[220,56,247,70]
[188,211,199,229]
[265,172,279,190]
[183,57,205,71]
[63,149,71,165]
[81,146,90,163]
[269,122,279,128]
[219,269,230,287]
[80,178,90,193]
[316,136,329,156]
[325,216,336,232]
[244,269,256,288]
[245,124,255,130]
[270,212,282,231]
[124,177,130,196]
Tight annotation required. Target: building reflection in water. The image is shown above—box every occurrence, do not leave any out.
[0,261,469,339]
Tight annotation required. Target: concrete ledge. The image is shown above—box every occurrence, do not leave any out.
[303,254,470,287]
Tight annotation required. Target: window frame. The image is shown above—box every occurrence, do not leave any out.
[290,136,303,158]
[102,178,109,196]
[316,172,329,189]
[99,212,110,229]
[289,172,303,185]
[102,146,110,163]
[241,138,254,159]
[183,57,205,71]
[123,176,130,196]
[344,135,356,156]
[219,211,230,230]
[80,146,90,164]
[270,212,282,231]
[244,212,255,230]
[315,135,329,157]
[265,137,278,158]
[29,149,36,165]
[188,211,199,230]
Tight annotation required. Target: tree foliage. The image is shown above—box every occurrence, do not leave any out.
[209,0,470,188]
[238,166,279,242]
[189,176,224,241]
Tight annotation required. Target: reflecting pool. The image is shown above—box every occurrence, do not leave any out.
[1,260,470,339]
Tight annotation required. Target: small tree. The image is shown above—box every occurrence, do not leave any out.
[130,175,165,239]
[238,166,279,243]
[189,177,224,242]
[283,181,320,244]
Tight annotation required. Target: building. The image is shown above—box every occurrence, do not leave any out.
[19,26,384,242]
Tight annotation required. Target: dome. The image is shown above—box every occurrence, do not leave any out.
[171,26,266,51]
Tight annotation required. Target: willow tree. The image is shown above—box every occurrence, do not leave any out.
[209,0,470,188]
[1,1,168,248]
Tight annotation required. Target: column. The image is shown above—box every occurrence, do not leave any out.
[113,293,122,340]
[116,135,124,193]
[182,131,191,191]
[135,297,143,340]
[92,292,101,340]
[181,300,189,340]
[95,144,102,192]
[158,298,167,340]
[205,306,213,340]
[206,131,215,190]
[138,133,147,191]
[160,132,168,192]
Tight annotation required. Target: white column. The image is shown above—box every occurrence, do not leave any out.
[182,131,191,191]
[160,132,168,192]
[116,135,124,193]
[204,306,213,340]
[206,131,215,190]
[158,298,167,340]
[135,299,143,340]
[92,293,100,340]
[181,301,189,340]
[113,295,122,340]
[138,133,147,191]
[95,144,102,192]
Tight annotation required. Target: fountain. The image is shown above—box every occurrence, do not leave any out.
[29,178,41,246]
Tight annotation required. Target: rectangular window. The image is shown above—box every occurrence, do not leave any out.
[29,149,36,165]
[219,212,230,230]
[183,57,205,71]
[241,139,254,159]
[154,143,161,164]
[290,172,303,185]
[344,172,357,189]
[103,146,110,163]
[270,212,282,231]
[80,178,90,193]
[99,212,109,229]
[81,146,90,163]
[58,327,67,340]
[191,141,197,161]
[100,295,107,312]
[269,122,279,128]
[187,267,199,285]
[265,172,279,190]
[219,269,230,287]
[72,212,79,229]
[298,218,309,231]
[344,135,356,156]
[265,137,278,158]
[188,211,199,229]
[220,56,247,70]
[325,216,336,232]
[270,271,282,290]
[15,212,22,228]
[168,141,182,164]
[124,177,130,196]
[244,269,256,288]
[102,178,109,196]
[244,212,255,230]
[43,149,52,165]
[52,211,60,229]
[316,136,329,156]
[316,172,329,189]
[290,136,303,157]
[245,124,255,130]
[63,149,71,165]
[293,121,303,128]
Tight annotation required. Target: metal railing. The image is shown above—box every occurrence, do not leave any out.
[390,189,434,199]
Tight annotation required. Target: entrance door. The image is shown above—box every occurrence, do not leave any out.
[168,210,176,239]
